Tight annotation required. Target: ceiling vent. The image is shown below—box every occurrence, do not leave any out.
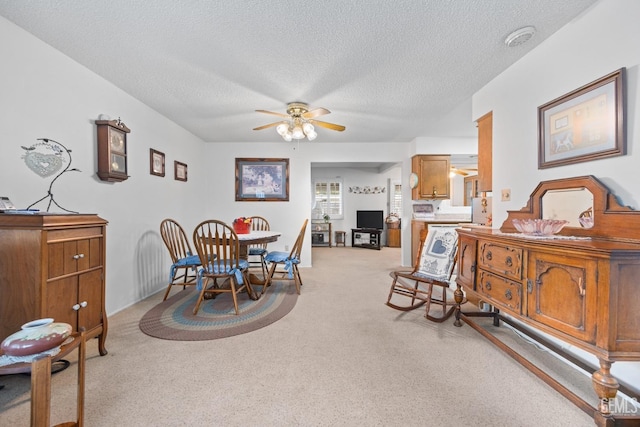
[505,26,536,47]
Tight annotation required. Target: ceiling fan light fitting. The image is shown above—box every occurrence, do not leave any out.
[257,101,344,141]
[276,123,289,136]
[291,125,305,139]
[302,122,314,134]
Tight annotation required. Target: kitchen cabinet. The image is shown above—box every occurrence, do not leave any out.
[0,214,108,356]
[476,112,492,193]
[411,155,450,200]
[454,176,640,425]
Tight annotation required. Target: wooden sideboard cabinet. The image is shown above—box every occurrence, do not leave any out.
[0,214,108,356]
[454,176,640,426]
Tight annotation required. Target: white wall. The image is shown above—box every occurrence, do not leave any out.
[0,15,207,315]
[472,0,640,392]
[0,15,421,318]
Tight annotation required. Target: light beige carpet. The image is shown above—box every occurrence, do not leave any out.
[0,246,595,426]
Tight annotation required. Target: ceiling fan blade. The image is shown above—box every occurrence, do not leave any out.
[253,121,285,131]
[311,120,346,132]
[302,107,330,119]
[255,109,290,119]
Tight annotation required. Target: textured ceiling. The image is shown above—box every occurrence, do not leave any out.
[0,0,599,143]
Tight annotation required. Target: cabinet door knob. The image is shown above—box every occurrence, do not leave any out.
[72,303,81,311]
[73,253,85,260]
[80,301,88,308]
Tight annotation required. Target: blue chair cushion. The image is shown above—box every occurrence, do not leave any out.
[249,247,268,256]
[169,254,201,281]
[265,251,299,279]
[196,259,249,290]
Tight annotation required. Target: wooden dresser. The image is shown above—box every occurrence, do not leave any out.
[0,213,108,356]
[454,176,640,426]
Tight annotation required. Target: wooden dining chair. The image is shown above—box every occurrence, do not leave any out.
[264,219,308,294]
[192,220,254,315]
[248,216,270,278]
[160,219,202,301]
[386,225,460,322]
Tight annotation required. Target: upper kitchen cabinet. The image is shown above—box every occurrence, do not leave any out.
[476,112,492,193]
[411,155,450,200]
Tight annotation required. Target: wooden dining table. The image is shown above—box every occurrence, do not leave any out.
[237,230,281,290]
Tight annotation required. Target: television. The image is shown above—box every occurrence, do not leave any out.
[356,210,384,230]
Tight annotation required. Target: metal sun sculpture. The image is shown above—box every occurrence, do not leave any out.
[21,138,80,213]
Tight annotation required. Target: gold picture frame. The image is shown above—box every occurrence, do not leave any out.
[538,68,625,169]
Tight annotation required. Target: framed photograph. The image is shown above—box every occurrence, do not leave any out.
[174,161,187,182]
[538,68,625,169]
[150,149,165,177]
[235,158,289,201]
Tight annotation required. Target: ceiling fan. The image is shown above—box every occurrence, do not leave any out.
[253,102,345,141]
[450,166,478,177]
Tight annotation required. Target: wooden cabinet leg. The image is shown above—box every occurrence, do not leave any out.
[592,359,619,418]
[453,284,464,327]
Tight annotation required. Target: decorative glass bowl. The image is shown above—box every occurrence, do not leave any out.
[512,219,569,236]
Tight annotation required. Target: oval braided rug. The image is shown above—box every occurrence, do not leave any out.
[139,282,297,340]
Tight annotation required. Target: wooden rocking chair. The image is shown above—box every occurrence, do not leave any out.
[386,225,460,322]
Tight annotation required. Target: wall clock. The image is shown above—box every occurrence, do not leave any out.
[96,118,130,182]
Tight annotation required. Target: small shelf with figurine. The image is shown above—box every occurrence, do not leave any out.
[311,220,332,247]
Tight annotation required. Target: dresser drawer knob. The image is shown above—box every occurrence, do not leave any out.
[505,289,513,300]
[486,251,492,261]
[72,301,88,311]
[505,256,513,267]
[485,281,492,291]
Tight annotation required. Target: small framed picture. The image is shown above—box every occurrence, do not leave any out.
[174,161,187,182]
[150,149,165,177]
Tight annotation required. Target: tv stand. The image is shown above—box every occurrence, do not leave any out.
[351,228,382,250]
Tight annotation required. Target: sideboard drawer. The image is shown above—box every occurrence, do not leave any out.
[478,241,523,281]
[477,270,522,313]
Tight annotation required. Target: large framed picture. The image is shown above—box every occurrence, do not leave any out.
[150,149,165,177]
[538,68,625,169]
[235,158,289,201]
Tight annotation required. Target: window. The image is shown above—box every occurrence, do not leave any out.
[390,183,402,217]
[314,179,343,219]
